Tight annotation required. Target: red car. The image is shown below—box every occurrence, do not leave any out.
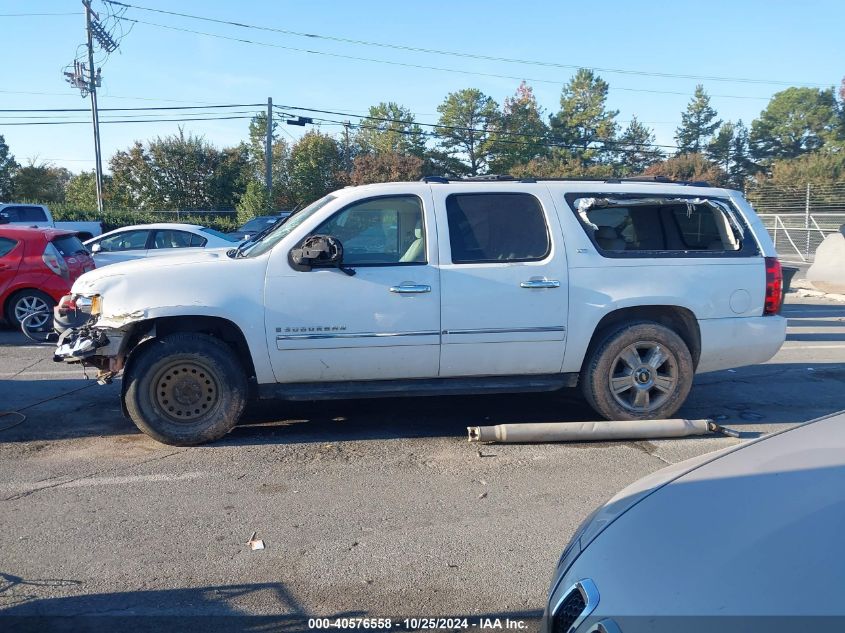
[0,226,95,331]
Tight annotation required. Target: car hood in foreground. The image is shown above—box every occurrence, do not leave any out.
[561,410,845,618]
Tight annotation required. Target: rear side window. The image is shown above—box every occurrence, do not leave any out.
[567,195,749,257]
[97,229,150,252]
[1,206,48,222]
[0,237,17,257]
[151,230,202,249]
[446,193,549,264]
[51,235,87,256]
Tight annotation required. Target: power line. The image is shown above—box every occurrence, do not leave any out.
[274,103,680,151]
[0,12,83,17]
[112,15,773,101]
[104,0,826,88]
[0,115,256,126]
[0,110,262,120]
[0,103,264,113]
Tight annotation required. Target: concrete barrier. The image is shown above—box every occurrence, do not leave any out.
[807,225,845,294]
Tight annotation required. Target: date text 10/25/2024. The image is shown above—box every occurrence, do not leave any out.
[307,618,531,630]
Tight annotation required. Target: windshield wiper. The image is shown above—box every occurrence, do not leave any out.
[227,215,288,258]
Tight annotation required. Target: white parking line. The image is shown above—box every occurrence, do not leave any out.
[779,343,845,350]
[0,370,90,378]
[1,471,208,493]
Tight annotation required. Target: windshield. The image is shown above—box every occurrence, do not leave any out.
[241,195,336,258]
[200,227,239,242]
[240,217,276,232]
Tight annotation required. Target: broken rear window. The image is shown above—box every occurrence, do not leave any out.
[566,195,753,257]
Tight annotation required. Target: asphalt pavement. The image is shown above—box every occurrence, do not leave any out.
[1,293,844,628]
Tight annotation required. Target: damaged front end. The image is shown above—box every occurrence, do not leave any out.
[52,294,138,385]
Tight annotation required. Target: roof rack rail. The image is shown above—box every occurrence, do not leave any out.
[419,174,712,186]
[460,174,516,182]
[619,176,711,186]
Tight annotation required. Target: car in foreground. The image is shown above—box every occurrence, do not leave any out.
[84,223,238,266]
[543,409,845,632]
[53,176,786,445]
[226,213,291,242]
[0,202,103,240]
[0,226,94,331]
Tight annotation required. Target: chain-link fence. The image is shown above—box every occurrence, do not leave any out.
[746,183,845,262]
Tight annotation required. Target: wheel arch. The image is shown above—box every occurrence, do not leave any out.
[121,315,258,397]
[582,305,701,372]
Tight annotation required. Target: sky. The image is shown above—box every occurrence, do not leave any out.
[1,0,843,174]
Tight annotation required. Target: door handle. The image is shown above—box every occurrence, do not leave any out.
[389,284,431,294]
[520,279,560,289]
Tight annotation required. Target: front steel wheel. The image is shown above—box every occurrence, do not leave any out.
[581,321,694,421]
[124,333,247,445]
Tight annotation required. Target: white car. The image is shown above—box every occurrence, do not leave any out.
[543,409,845,632]
[54,177,787,445]
[84,223,238,266]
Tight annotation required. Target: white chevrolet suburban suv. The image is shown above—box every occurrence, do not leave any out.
[53,176,787,445]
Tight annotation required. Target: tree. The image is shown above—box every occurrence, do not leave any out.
[12,162,71,202]
[549,69,618,166]
[706,122,735,173]
[109,129,248,210]
[109,141,155,208]
[764,150,845,188]
[617,116,663,174]
[355,102,426,158]
[488,82,549,173]
[641,153,727,186]
[247,113,291,209]
[65,170,102,209]
[349,152,424,185]
[435,88,499,176]
[749,87,841,162]
[0,135,17,200]
[727,121,756,190]
[236,179,269,224]
[287,130,345,206]
[509,155,614,180]
[675,85,721,154]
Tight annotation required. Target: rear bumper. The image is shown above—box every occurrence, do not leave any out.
[696,315,787,373]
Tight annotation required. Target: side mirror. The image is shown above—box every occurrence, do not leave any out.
[0,213,9,225]
[90,243,102,254]
[290,235,355,276]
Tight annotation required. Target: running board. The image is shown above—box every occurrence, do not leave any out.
[258,373,579,401]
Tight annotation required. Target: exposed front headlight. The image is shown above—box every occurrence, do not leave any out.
[70,294,102,315]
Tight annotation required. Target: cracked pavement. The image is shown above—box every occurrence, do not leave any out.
[1,294,844,623]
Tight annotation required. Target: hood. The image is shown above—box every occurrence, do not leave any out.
[70,246,267,329]
[570,410,845,616]
[73,248,231,295]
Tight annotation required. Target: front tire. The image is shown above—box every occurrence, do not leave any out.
[124,333,247,445]
[580,321,694,421]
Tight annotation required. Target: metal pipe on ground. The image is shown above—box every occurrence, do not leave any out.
[467,418,740,443]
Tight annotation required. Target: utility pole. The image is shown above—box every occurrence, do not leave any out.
[343,121,351,174]
[265,97,273,212]
[84,0,104,216]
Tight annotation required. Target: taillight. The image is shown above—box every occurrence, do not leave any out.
[764,256,783,315]
[42,242,69,279]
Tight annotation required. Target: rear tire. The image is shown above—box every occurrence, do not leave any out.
[124,333,247,446]
[580,321,694,421]
[6,289,55,332]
